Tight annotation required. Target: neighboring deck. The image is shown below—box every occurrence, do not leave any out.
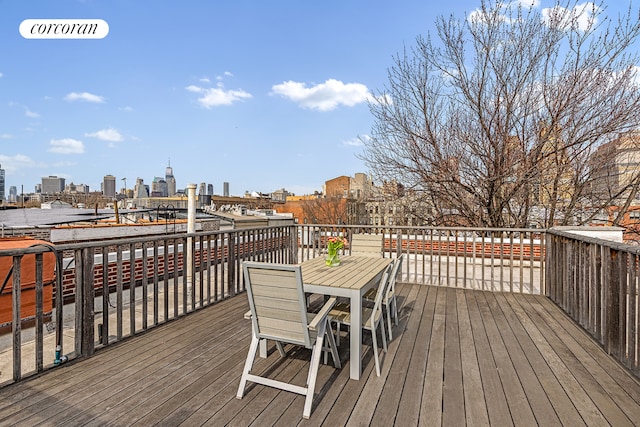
[0,283,639,426]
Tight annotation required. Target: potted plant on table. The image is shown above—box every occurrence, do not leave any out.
[326,236,347,266]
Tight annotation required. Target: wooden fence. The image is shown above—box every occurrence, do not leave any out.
[546,229,639,376]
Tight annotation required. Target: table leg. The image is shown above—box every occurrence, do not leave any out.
[350,292,362,380]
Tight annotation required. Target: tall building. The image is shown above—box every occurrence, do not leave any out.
[0,164,5,203]
[134,178,149,198]
[199,182,206,195]
[165,162,176,196]
[41,176,65,195]
[8,186,17,203]
[151,176,168,197]
[207,184,214,195]
[223,182,229,197]
[590,131,640,204]
[103,175,116,198]
[64,182,90,194]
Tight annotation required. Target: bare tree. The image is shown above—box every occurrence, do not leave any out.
[301,196,348,224]
[361,0,640,228]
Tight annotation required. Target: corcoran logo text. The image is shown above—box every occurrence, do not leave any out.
[20,19,109,39]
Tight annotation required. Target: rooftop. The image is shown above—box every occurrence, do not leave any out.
[0,207,147,228]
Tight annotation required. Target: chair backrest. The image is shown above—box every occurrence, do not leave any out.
[387,254,404,298]
[350,233,382,257]
[242,261,312,348]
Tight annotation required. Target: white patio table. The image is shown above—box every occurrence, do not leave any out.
[300,255,392,380]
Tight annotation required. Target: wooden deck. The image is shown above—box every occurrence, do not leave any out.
[0,283,639,426]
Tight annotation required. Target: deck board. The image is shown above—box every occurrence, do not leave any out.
[0,284,639,426]
[466,290,513,426]
[490,292,561,425]
[502,293,585,427]
[443,287,465,426]
[456,289,490,427]
[372,284,425,427]
[393,285,433,426]
[522,293,638,426]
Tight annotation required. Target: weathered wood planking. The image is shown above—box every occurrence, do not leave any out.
[0,284,639,426]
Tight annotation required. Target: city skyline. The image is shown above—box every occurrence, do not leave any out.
[1,1,634,197]
[20,165,305,197]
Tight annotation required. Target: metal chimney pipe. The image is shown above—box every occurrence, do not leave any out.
[186,184,196,297]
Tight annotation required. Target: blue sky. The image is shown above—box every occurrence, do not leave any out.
[0,1,635,196]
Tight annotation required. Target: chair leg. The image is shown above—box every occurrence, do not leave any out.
[323,322,338,365]
[392,297,399,325]
[304,320,327,419]
[325,322,341,369]
[259,338,268,358]
[275,341,287,358]
[370,327,381,377]
[380,319,388,353]
[334,321,341,346]
[237,334,260,399]
[385,304,393,340]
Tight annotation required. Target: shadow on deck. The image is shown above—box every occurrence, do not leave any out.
[0,283,639,426]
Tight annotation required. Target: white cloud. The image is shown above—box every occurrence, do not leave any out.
[0,133,12,139]
[64,92,105,103]
[49,138,85,154]
[344,135,369,147]
[50,160,77,168]
[468,0,600,31]
[0,72,3,78]
[85,128,124,142]
[187,72,252,108]
[119,106,133,112]
[186,85,252,108]
[542,2,598,31]
[271,79,371,111]
[0,154,40,174]
[25,108,40,118]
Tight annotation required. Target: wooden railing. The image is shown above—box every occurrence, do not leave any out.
[0,226,296,385]
[0,224,546,385]
[297,225,545,294]
[546,229,639,376]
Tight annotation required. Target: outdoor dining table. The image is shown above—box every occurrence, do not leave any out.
[300,255,393,380]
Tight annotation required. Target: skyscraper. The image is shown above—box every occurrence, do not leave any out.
[8,186,17,203]
[151,176,168,197]
[41,176,65,195]
[0,164,5,203]
[134,178,149,198]
[165,161,176,196]
[103,175,116,198]
[223,182,229,197]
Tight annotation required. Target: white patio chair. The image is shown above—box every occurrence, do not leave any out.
[237,261,341,419]
[350,233,383,257]
[328,263,392,376]
[363,254,404,340]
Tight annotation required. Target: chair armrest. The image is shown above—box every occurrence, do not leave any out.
[308,297,337,332]
[244,310,252,320]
